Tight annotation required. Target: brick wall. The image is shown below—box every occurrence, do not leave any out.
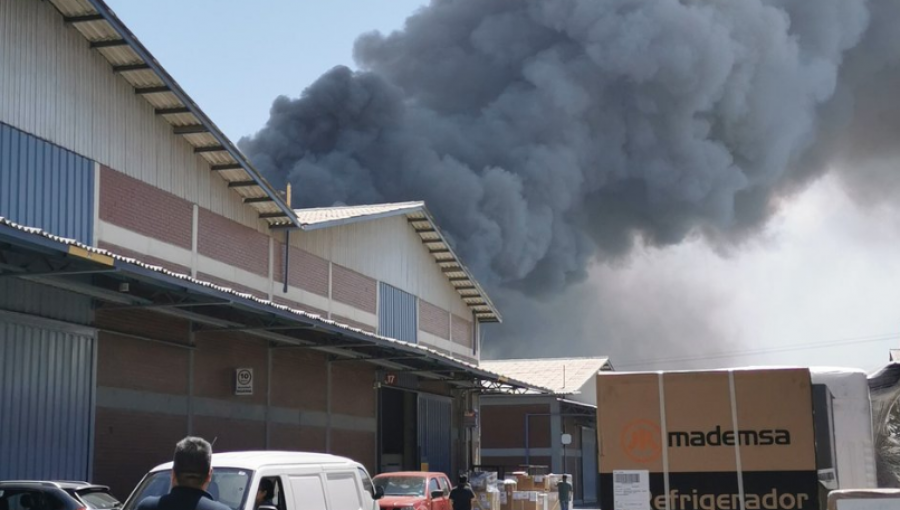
[95,308,191,345]
[451,314,473,347]
[271,424,327,452]
[480,403,551,449]
[419,300,450,339]
[331,363,376,418]
[99,166,193,249]
[331,314,376,333]
[193,332,269,405]
[197,271,268,300]
[198,208,269,276]
[273,243,330,296]
[331,429,376,473]
[271,349,327,411]
[97,332,190,394]
[93,408,187,497]
[98,241,190,275]
[332,264,377,313]
[192,415,266,452]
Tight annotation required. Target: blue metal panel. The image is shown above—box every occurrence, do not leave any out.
[418,394,452,475]
[0,123,94,243]
[581,427,598,503]
[379,282,417,343]
[0,279,93,324]
[0,312,96,480]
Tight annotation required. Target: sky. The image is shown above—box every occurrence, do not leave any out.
[106,0,900,374]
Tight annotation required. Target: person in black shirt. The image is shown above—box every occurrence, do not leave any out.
[136,437,231,510]
[448,476,476,510]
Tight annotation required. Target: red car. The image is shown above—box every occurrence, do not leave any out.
[373,472,452,510]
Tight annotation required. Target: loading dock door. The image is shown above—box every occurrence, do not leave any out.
[581,427,598,503]
[0,313,96,480]
[418,394,451,475]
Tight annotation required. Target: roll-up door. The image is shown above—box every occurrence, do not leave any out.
[0,311,96,480]
[418,394,452,475]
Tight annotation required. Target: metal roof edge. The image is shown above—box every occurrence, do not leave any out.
[0,217,541,392]
[82,0,301,228]
[295,202,426,231]
[416,205,502,322]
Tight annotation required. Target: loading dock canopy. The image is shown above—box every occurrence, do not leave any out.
[0,217,546,393]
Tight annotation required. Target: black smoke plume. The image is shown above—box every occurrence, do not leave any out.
[240,0,900,361]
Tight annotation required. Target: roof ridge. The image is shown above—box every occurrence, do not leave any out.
[482,356,610,363]
[293,201,424,213]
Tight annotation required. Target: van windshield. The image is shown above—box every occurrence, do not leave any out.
[374,476,426,497]
[123,469,253,510]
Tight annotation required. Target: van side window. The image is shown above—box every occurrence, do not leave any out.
[429,479,441,496]
[289,475,327,510]
[357,468,375,498]
[439,477,451,495]
[326,473,362,510]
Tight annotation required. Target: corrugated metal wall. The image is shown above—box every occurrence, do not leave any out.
[379,282,417,343]
[581,427,598,503]
[0,122,94,243]
[0,312,96,480]
[418,394,452,476]
[0,0,260,231]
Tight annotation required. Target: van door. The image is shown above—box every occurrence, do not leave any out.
[286,473,328,510]
[323,471,364,510]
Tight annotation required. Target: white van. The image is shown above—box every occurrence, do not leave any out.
[121,451,382,510]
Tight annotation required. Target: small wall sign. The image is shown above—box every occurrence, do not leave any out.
[235,368,253,395]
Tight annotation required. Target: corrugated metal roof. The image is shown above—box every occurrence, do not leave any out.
[45,0,299,227]
[479,357,612,394]
[294,202,425,227]
[289,202,501,323]
[0,216,534,391]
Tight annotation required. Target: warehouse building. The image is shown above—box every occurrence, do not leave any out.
[478,358,614,506]
[0,0,544,497]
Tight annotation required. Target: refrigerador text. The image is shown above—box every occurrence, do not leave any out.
[668,425,791,447]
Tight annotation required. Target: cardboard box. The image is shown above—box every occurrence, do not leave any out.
[473,490,501,510]
[513,472,533,491]
[512,492,541,510]
[597,368,819,510]
[470,472,498,491]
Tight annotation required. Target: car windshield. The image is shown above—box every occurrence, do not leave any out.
[76,491,121,510]
[122,469,252,510]
[374,477,426,497]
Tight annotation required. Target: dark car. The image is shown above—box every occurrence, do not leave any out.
[0,482,121,510]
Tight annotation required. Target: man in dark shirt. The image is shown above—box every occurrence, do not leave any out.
[556,475,573,510]
[448,476,476,510]
[136,437,231,510]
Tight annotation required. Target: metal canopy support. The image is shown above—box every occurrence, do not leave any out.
[194,145,226,153]
[156,107,191,116]
[134,86,170,95]
[244,197,273,204]
[64,14,105,23]
[210,164,243,172]
[113,63,151,73]
[90,39,127,48]
[173,124,208,135]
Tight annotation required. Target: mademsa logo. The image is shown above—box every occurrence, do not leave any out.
[621,422,792,463]
[621,420,662,463]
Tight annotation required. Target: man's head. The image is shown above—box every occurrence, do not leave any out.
[458,476,468,486]
[171,436,213,489]
[561,475,568,482]
[256,478,274,505]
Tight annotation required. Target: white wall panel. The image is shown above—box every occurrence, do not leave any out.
[0,0,259,230]
[292,216,472,319]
